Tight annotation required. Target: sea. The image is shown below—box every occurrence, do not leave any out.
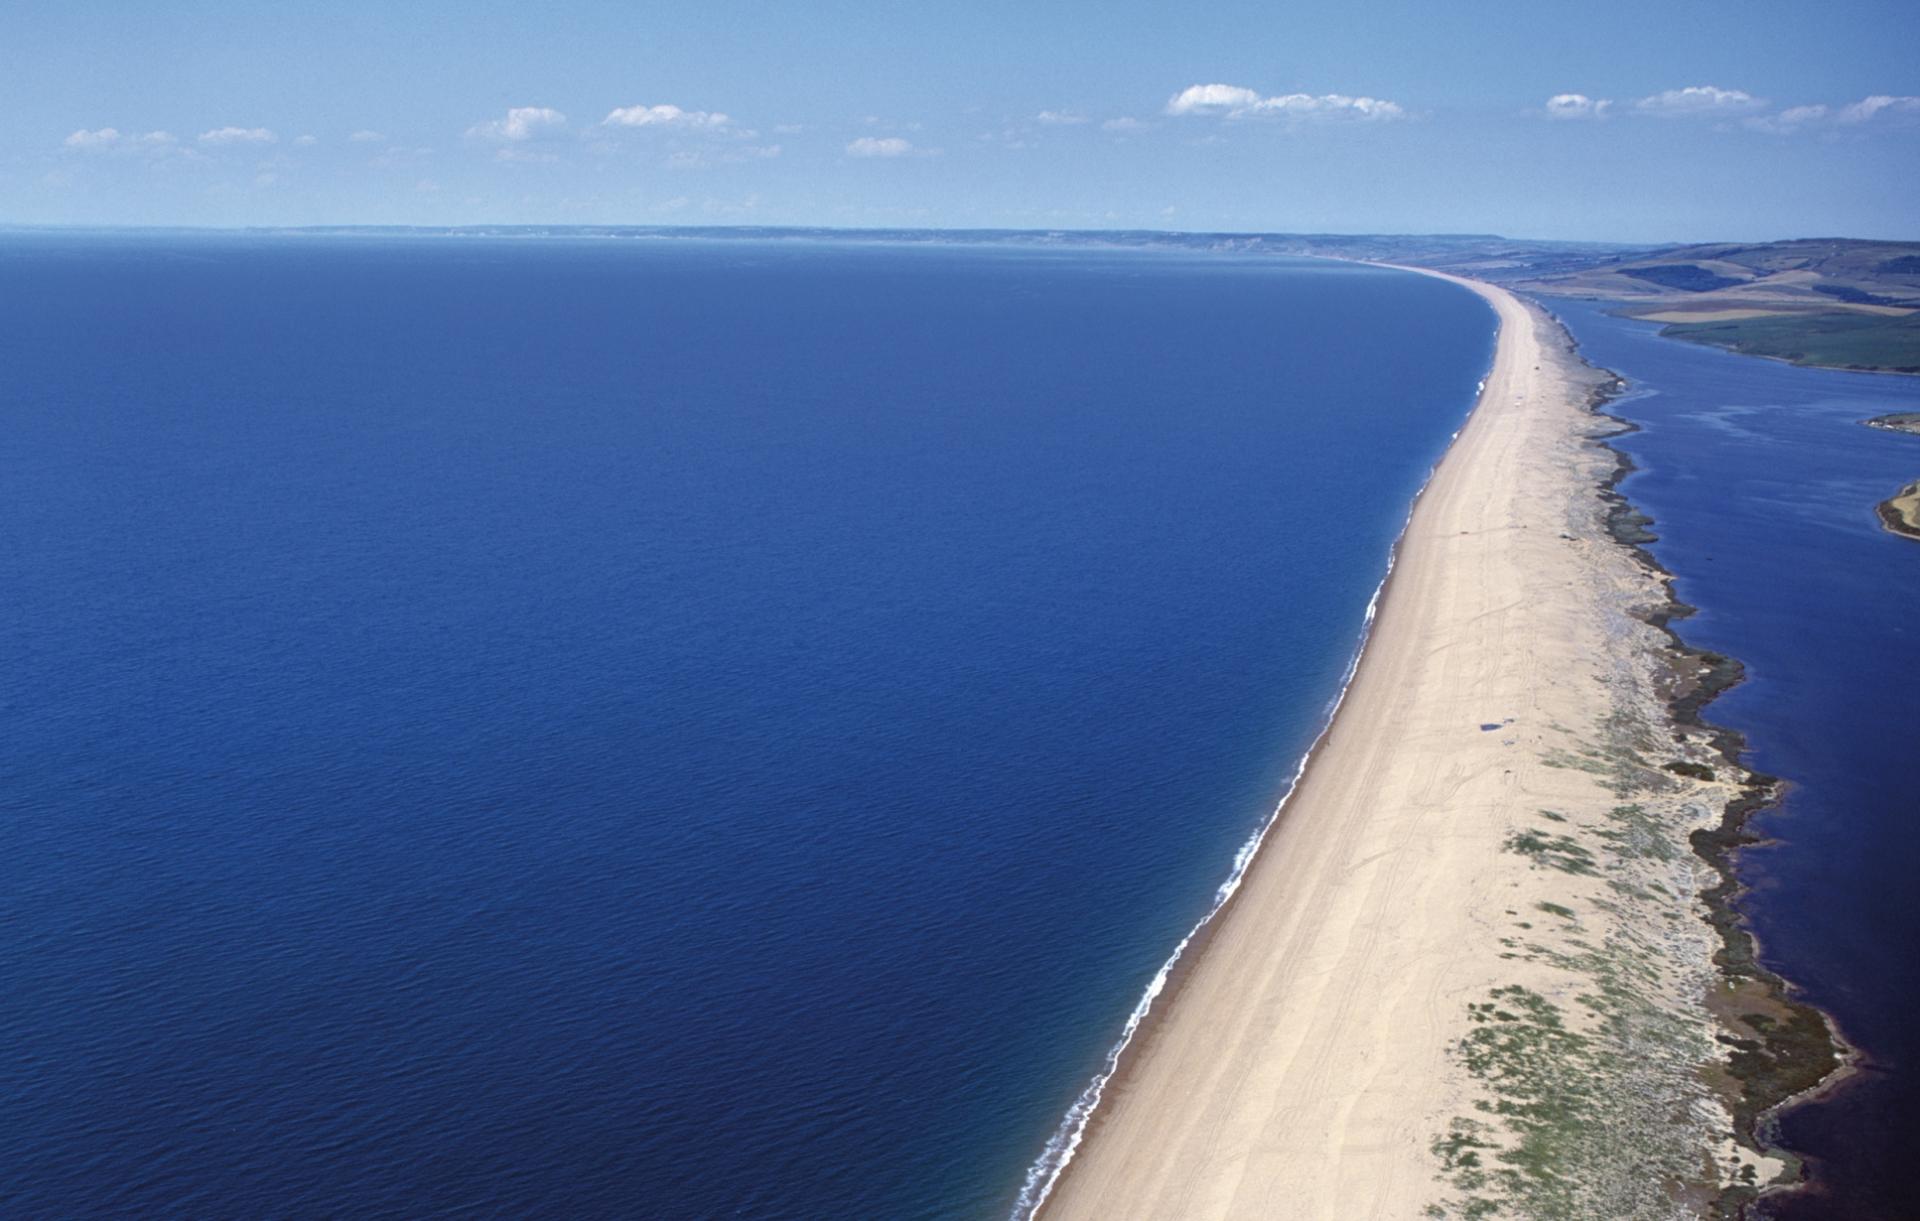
[0,234,1497,1218]
[1552,298,1920,1221]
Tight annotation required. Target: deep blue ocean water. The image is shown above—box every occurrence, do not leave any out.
[0,236,1495,1218]
[1552,300,1920,1221]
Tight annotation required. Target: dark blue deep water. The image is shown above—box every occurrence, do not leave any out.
[0,236,1494,1218]
[1552,300,1920,1221]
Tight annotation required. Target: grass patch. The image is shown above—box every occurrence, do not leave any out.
[1431,940,1725,1217]
[1503,830,1599,876]
[1433,710,1738,1216]
[1591,803,1676,863]
[1540,748,1609,775]
[1661,311,1920,373]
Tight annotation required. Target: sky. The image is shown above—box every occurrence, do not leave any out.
[4,0,1917,242]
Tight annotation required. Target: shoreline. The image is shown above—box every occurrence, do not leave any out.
[1578,340,1851,1216]
[1027,270,1838,1219]
[1008,341,1480,1220]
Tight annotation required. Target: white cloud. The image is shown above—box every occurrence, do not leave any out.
[64,127,120,148]
[65,127,120,149]
[63,128,179,153]
[1254,93,1404,119]
[1777,104,1831,125]
[846,135,914,157]
[1634,86,1764,116]
[349,129,385,143]
[603,103,732,130]
[199,126,277,145]
[293,134,318,146]
[1744,104,1830,134]
[1166,83,1405,121]
[1838,94,1920,123]
[1746,94,1920,134]
[1166,84,1264,114]
[466,106,567,141]
[1036,110,1088,125]
[1102,116,1146,133]
[1543,93,1611,120]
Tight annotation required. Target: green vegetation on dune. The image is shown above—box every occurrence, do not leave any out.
[1659,311,1920,373]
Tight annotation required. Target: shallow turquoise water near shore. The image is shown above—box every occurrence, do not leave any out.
[0,236,1494,1217]
[1552,298,1920,1221]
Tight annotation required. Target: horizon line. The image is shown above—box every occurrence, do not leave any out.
[5,221,1915,250]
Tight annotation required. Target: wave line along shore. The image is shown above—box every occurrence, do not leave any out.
[1024,272,1833,1219]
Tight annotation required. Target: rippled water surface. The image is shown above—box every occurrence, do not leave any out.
[0,236,1494,1217]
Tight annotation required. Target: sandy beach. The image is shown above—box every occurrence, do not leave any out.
[1035,274,1785,1219]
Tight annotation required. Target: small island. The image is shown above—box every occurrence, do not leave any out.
[1865,412,1920,437]
[1878,481,1920,540]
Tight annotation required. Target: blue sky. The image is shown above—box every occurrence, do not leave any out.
[5,0,1917,241]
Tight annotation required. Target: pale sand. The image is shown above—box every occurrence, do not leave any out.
[1037,273,1759,1219]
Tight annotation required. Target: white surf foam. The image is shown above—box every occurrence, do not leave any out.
[1008,401,1486,1220]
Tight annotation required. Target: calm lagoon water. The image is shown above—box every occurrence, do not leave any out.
[1552,299,1920,1221]
[0,236,1495,1218]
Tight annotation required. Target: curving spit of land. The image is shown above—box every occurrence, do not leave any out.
[1026,273,1839,1220]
